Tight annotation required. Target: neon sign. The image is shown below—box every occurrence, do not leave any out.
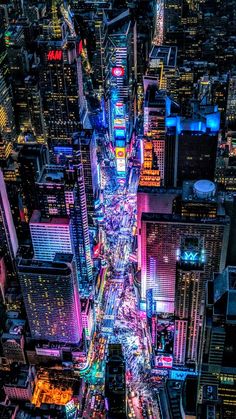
[47,50,62,61]
[112,67,125,77]
[182,251,198,261]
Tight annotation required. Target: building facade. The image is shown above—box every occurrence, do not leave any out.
[18,255,82,344]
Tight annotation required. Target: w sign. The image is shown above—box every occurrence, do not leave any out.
[182,251,199,261]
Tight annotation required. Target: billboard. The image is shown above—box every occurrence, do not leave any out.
[115,148,126,159]
[115,103,125,116]
[117,159,126,173]
[115,139,126,148]
[36,347,61,357]
[114,129,126,139]
[114,118,126,128]
[155,355,173,369]
[112,67,125,77]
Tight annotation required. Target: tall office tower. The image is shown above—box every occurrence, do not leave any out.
[147,45,179,101]
[2,160,26,243]
[177,66,194,116]
[174,237,205,368]
[29,210,74,262]
[164,0,182,35]
[140,180,229,313]
[197,74,228,128]
[18,144,49,224]
[139,139,161,187]
[143,85,171,185]
[186,0,201,11]
[68,146,93,296]
[0,7,8,76]
[165,103,220,187]
[70,0,113,95]
[0,70,15,143]
[74,130,99,223]
[105,344,126,419]
[18,255,82,344]
[24,76,45,143]
[4,24,30,135]
[0,134,12,167]
[137,187,181,269]
[198,266,236,418]
[0,170,18,280]
[103,9,135,177]
[226,74,236,131]
[38,19,86,149]
[36,165,67,218]
[35,154,93,296]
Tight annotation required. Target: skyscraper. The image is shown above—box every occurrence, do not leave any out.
[0,169,18,279]
[226,74,236,131]
[38,29,85,149]
[174,237,205,367]
[143,85,171,185]
[74,130,99,224]
[18,144,49,223]
[35,140,93,297]
[139,139,161,187]
[140,181,229,313]
[29,210,74,262]
[147,45,178,100]
[165,103,220,187]
[198,266,236,418]
[18,255,82,344]
[137,186,180,269]
[105,344,126,419]
[0,69,15,143]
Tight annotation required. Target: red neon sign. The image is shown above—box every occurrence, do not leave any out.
[47,50,62,61]
[112,67,125,77]
[117,150,124,158]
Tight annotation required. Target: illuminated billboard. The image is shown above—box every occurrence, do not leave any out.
[155,355,173,369]
[115,139,126,148]
[93,243,101,258]
[114,129,126,139]
[115,148,126,159]
[114,118,126,128]
[47,50,63,61]
[112,67,125,77]
[116,159,126,173]
[115,103,125,116]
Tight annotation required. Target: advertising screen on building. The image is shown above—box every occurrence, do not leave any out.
[114,118,126,128]
[115,148,126,159]
[117,159,126,173]
[155,355,173,369]
[115,139,126,148]
[115,103,125,116]
[114,129,126,139]
[112,67,125,77]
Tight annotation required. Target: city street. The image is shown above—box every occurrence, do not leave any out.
[79,159,160,418]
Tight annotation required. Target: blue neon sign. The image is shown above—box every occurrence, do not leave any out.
[182,251,199,261]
